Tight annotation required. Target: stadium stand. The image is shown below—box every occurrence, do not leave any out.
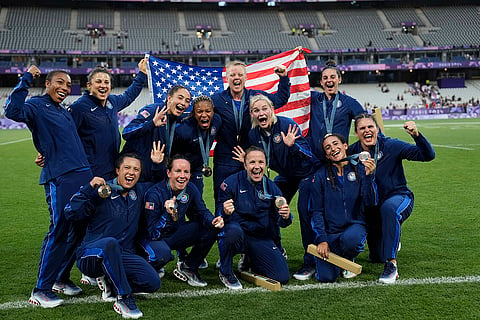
[0,4,479,54]
[420,5,480,46]
[382,7,425,28]
[0,1,479,110]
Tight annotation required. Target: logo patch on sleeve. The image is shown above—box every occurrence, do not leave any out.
[140,110,151,118]
[220,182,227,191]
[145,202,155,210]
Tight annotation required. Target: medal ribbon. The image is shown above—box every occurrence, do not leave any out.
[231,92,245,141]
[166,180,187,212]
[322,94,339,134]
[334,142,378,172]
[108,178,125,192]
[260,133,271,177]
[247,174,272,200]
[197,127,210,169]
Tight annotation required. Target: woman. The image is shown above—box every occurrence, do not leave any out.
[310,133,377,283]
[233,94,317,279]
[218,147,292,289]
[349,113,435,283]
[172,95,222,196]
[70,58,148,179]
[306,60,365,161]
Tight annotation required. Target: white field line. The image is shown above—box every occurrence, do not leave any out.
[431,144,474,150]
[1,275,479,311]
[384,121,480,128]
[0,138,31,146]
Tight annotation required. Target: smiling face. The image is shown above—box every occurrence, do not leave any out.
[87,71,111,106]
[226,64,247,98]
[323,135,348,162]
[244,150,266,183]
[45,71,71,103]
[167,88,191,117]
[250,98,274,130]
[320,68,341,98]
[194,100,214,130]
[167,159,191,193]
[115,156,141,190]
[355,117,378,150]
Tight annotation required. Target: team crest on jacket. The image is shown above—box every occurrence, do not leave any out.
[210,126,217,136]
[377,151,383,160]
[347,172,357,182]
[140,109,150,118]
[106,101,113,110]
[179,193,189,203]
[273,133,282,144]
[129,190,137,200]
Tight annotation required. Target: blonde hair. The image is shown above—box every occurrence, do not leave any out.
[226,60,247,75]
[249,94,277,128]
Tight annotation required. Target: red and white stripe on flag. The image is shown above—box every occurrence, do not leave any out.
[222,47,312,135]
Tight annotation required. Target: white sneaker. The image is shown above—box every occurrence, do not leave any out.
[80,274,98,286]
[293,265,315,281]
[173,262,207,287]
[97,276,116,302]
[158,267,165,279]
[52,280,83,296]
[28,289,64,308]
[237,254,246,272]
[237,254,251,272]
[342,270,357,279]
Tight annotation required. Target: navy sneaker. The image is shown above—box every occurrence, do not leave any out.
[219,271,242,290]
[379,261,399,284]
[114,294,143,319]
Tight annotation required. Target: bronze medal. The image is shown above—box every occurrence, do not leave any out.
[275,196,287,208]
[98,185,112,198]
[202,166,212,177]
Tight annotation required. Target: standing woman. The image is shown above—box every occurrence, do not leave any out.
[289,60,366,281]
[349,113,435,283]
[172,95,222,196]
[306,60,365,161]
[70,58,148,179]
[310,133,377,283]
[5,66,92,307]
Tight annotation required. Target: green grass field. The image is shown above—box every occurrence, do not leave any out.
[1,119,479,319]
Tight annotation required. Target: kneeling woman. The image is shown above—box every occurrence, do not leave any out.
[309,133,377,282]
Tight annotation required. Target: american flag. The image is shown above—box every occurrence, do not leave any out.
[146,48,312,133]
